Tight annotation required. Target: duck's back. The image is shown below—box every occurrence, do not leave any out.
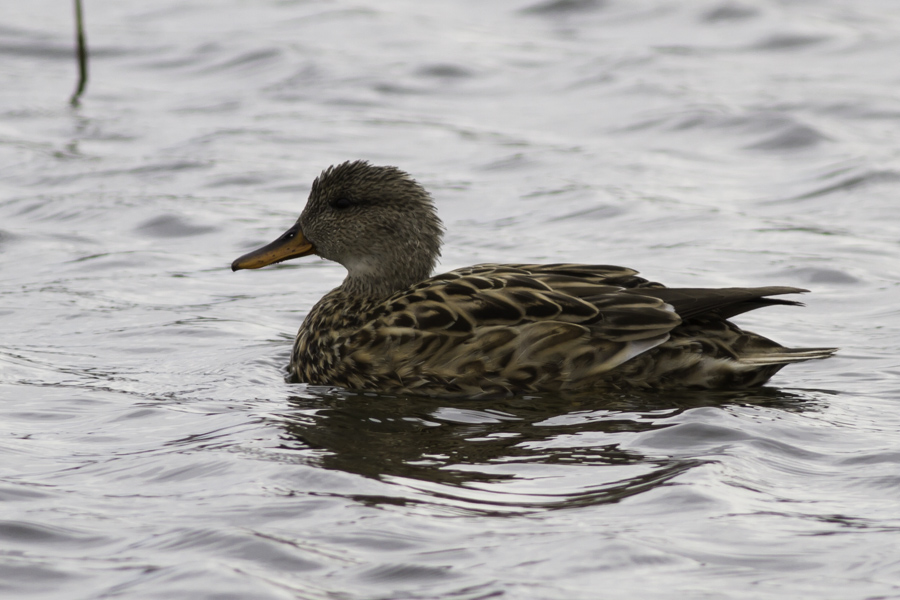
[290,264,835,397]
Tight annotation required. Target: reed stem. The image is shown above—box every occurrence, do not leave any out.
[70,0,88,106]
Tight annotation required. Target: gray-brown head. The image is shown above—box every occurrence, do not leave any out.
[232,161,444,299]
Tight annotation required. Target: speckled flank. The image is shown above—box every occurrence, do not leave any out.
[290,262,834,397]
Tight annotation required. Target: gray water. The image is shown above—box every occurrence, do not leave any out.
[2,1,900,598]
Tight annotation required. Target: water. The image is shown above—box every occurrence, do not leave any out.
[2,0,899,598]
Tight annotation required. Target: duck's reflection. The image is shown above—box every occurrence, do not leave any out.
[272,387,816,513]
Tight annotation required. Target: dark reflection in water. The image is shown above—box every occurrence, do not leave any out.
[271,387,818,513]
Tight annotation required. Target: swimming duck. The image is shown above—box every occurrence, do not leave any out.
[232,160,836,397]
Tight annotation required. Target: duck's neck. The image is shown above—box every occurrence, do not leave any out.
[340,256,434,301]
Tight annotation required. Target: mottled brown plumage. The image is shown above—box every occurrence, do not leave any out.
[232,161,836,397]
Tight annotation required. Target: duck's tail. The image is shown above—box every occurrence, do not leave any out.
[739,346,838,366]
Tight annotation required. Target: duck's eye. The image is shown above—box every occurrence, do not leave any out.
[332,197,353,210]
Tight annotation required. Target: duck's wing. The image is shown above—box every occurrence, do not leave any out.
[341,264,681,395]
[471,266,807,321]
[440,263,665,290]
[622,286,807,320]
[391,263,680,341]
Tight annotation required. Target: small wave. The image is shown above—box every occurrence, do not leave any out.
[196,48,285,75]
[750,33,830,52]
[521,0,606,16]
[772,267,859,286]
[135,214,218,238]
[0,520,108,547]
[744,123,830,151]
[415,64,475,80]
[621,107,831,152]
[702,3,760,22]
[787,170,900,201]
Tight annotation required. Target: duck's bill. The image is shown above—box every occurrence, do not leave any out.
[231,224,316,271]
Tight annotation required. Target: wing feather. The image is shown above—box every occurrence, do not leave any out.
[352,264,683,392]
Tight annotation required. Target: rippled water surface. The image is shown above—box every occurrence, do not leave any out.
[3,1,900,598]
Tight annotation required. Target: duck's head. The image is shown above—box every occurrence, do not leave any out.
[232,160,444,299]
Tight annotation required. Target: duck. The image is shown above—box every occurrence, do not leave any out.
[232,160,836,398]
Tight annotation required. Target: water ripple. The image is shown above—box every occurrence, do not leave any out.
[2,0,898,598]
